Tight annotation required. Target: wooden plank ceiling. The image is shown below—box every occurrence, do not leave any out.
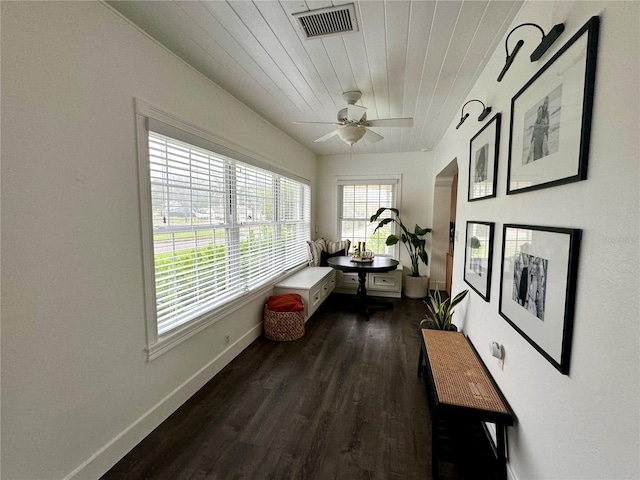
[107,0,522,156]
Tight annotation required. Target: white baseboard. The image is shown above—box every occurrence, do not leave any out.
[64,323,263,480]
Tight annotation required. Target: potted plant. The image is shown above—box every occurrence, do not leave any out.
[370,207,432,298]
[420,289,469,331]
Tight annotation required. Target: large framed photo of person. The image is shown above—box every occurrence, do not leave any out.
[468,113,500,201]
[499,224,581,374]
[464,221,495,301]
[507,16,599,194]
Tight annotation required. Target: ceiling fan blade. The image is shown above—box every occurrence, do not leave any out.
[294,121,341,125]
[314,129,340,142]
[347,104,367,122]
[363,128,384,143]
[365,117,414,128]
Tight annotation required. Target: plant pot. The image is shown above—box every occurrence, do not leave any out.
[424,323,458,332]
[403,274,429,299]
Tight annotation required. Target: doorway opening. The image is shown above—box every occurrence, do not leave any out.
[431,159,459,294]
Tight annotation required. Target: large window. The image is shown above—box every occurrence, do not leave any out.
[138,106,310,356]
[338,177,399,256]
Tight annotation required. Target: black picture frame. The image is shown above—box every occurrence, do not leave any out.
[498,224,581,374]
[507,16,599,195]
[464,221,495,301]
[468,113,501,201]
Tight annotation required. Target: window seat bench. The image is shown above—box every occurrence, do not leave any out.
[274,267,336,321]
[273,261,404,322]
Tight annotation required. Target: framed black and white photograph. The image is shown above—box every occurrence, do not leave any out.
[499,224,581,374]
[468,113,500,201]
[464,221,495,301]
[507,16,599,194]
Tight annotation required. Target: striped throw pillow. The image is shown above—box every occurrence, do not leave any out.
[326,239,351,255]
[306,238,327,266]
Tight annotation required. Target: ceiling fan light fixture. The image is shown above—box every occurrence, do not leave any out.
[337,124,365,145]
[297,89,413,145]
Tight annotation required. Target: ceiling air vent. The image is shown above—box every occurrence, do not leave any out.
[293,4,358,40]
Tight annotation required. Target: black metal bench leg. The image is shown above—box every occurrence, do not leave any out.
[432,413,439,480]
[497,425,508,480]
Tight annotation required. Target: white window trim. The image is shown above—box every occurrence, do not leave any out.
[135,99,310,360]
[335,174,402,258]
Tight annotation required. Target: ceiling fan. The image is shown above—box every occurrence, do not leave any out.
[295,91,413,146]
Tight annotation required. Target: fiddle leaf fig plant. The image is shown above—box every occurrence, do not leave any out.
[369,207,431,277]
[420,289,469,331]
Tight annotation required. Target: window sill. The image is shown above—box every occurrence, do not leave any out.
[145,265,308,361]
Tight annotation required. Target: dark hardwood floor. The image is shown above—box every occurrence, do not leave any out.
[103,294,464,480]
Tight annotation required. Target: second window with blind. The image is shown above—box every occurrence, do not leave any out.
[337,176,400,257]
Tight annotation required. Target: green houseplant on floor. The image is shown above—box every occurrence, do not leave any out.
[420,289,469,331]
[370,207,432,298]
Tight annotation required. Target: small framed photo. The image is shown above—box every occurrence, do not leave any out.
[507,16,599,194]
[468,113,500,201]
[464,221,495,301]
[499,224,581,374]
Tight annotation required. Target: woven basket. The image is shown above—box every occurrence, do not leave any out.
[263,305,304,341]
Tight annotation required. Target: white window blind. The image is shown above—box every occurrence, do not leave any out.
[339,180,397,256]
[148,130,310,336]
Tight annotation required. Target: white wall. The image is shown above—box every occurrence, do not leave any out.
[0,2,316,479]
[3,1,638,479]
[315,152,434,276]
[434,1,639,478]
